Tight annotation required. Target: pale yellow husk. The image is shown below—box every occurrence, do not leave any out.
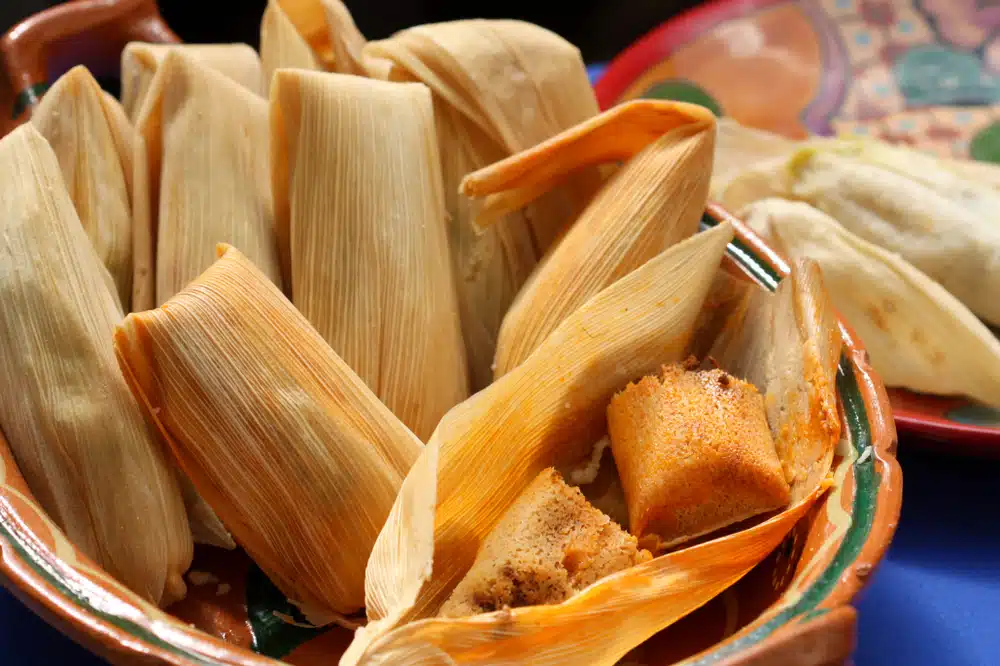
[717,147,1000,327]
[743,198,1000,408]
[0,124,192,607]
[114,244,422,618]
[120,42,263,121]
[364,20,602,389]
[270,70,467,441]
[712,117,1000,199]
[341,223,731,663]
[709,257,842,500]
[31,66,134,308]
[462,100,716,377]
[260,0,371,86]
[132,50,282,311]
[341,223,841,665]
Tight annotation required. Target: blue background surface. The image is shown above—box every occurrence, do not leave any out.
[1,63,998,666]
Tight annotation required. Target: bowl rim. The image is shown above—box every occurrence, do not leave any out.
[0,204,901,666]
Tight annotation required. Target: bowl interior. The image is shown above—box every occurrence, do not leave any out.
[0,210,900,666]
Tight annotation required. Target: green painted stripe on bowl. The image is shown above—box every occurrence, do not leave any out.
[692,358,878,664]
[11,82,49,120]
[0,216,881,666]
[0,510,227,666]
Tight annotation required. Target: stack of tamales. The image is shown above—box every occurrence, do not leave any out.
[0,3,856,665]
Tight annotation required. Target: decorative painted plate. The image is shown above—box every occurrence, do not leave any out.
[594,0,1000,447]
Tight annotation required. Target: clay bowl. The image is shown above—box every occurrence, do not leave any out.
[0,2,902,665]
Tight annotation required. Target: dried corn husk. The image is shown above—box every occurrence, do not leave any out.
[260,0,370,85]
[270,70,467,440]
[811,138,1000,220]
[121,42,263,121]
[710,257,842,499]
[462,100,715,376]
[713,117,1000,193]
[0,124,192,607]
[342,223,736,663]
[364,20,602,389]
[742,198,1000,408]
[132,50,281,311]
[718,148,1000,327]
[31,66,134,307]
[114,245,422,618]
[343,230,838,665]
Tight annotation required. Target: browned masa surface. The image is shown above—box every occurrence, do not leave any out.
[438,468,651,617]
[608,364,791,550]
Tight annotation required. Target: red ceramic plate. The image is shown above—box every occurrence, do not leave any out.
[595,0,1000,452]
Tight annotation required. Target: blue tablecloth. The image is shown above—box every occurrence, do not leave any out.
[2,63,998,666]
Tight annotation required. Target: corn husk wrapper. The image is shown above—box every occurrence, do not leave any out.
[342,223,840,665]
[0,125,192,607]
[718,148,1000,327]
[742,198,1000,408]
[132,50,282,312]
[710,257,842,499]
[808,139,1000,221]
[364,20,602,389]
[462,100,715,376]
[260,0,372,86]
[31,66,135,307]
[711,118,803,199]
[121,42,263,121]
[270,70,467,441]
[115,245,422,617]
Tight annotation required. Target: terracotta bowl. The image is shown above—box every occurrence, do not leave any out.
[0,2,903,665]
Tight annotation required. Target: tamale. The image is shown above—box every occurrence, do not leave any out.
[31,66,134,307]
[343,223,736,662]
[261,0,322,80]
[121,42,263,121]
[260,0,370,86]
[132,50,281,311]
[438,468,651,618]
[717,146,1000,326]
[114,245,422,618]
[342,223,837,665]
[0,124,192,607]
[743,197,1000,408]
[270,70,467,441]
[461,100,716,376]
[713,117,1000,195]
[607,363,790,550]
[364,20,602,389]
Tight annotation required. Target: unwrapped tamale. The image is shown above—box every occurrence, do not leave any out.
[115,245,422,617]
[132,50,281,311]
[607,363,790,549]
[31,66,135,308]
[438,468,651,618]
[121,42,263,121]
[0,124,192,607]
[270,69,467,440]
[364,20,602,389]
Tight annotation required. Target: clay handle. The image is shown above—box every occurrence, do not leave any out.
[0,0,179,132]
